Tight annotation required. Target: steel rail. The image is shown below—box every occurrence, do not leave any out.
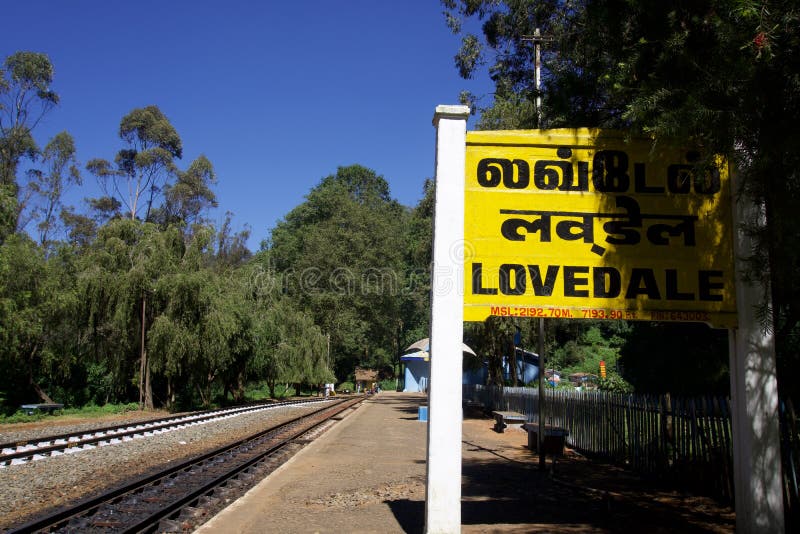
[7,396,362,533]
[0,397,333,466]
[0,397,326,450]
[122,397,361,533]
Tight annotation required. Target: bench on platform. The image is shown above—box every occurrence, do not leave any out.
[522,423,569,457]
[20,403,63,415]
[491,410,527,433]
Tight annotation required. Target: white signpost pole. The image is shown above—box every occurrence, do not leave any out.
[729,178,785,533]
[426,105,470,534]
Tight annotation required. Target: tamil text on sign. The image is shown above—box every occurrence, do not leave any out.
[463,129,736,327]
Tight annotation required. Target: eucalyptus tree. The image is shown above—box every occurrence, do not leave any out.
[86,105,183,221]
[214,211,252,270]
[59,195,124,249]
[24,131,81,247]
[0,51,59,239]
[160,154,218,229]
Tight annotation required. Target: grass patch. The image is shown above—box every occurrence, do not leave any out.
[0,412,49,424]
[337,381,354,393]
[378,379,397,392]
[243,382,296,402]
[0,402,141,425]
[61,402,141,416]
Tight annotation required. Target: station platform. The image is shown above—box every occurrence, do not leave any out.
[197,391,429,533]
[196,391,734,533]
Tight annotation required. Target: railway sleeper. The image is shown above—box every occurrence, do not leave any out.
[8,398,362,533]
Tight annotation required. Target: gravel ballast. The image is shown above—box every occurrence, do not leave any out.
[0,402,330,530]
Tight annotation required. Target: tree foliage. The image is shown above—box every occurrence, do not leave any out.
[619,322,729,395]
[443,0,800,398]
[400,179,437,348]
[24,131,82,247]
[268,165,410,379]
[0,62,344,410]
[0,51,59,239]
[161,154,217,228]
[87,105,182,221]
[5,35,772,415]
[0,234,79,405]
[1,52,375,411]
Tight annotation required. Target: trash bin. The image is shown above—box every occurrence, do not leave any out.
[418,406,428,422]
[522,424,569,455]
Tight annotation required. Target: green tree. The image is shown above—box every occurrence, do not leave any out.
[0,235,79,407]
[444,0,800,397]
[148,265,231,408]
[24,131,82,247]
[159,154,218,229]
[401,179,435,342]
[60,207,98,248]
[267,165,408,379]
[79,219,184,407]
[0,183,16,243]
[87,105,182,221]
[465,316,518,385]
[249,303,285,398]
[619,322,729,395]
[0,51,59,238]
[214,211,252,270]
[246,296,331,398]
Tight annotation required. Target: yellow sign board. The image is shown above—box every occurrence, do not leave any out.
[464,129,736,327]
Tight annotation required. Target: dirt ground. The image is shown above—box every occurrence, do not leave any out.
[459,416,735,533]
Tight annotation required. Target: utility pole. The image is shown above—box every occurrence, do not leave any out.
[522,28,552,128]
[537,318,545,471]
[522,28,552,469]
[533,27,543,128]
[139,293,146,410]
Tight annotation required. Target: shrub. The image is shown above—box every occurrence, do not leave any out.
[378,379,396,391]
[598,372,634,394]
[0,412,47,424]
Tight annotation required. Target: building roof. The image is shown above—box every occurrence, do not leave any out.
[400,350,429,362]
[355,367,378,382]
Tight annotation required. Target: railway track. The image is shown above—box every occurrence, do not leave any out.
[0,397,333,468]
[7,396,363,533]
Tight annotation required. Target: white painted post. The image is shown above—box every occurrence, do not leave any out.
[729,175,785,533]
[426,105,469,534]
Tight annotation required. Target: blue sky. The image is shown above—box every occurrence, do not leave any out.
[4,0,492,250]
